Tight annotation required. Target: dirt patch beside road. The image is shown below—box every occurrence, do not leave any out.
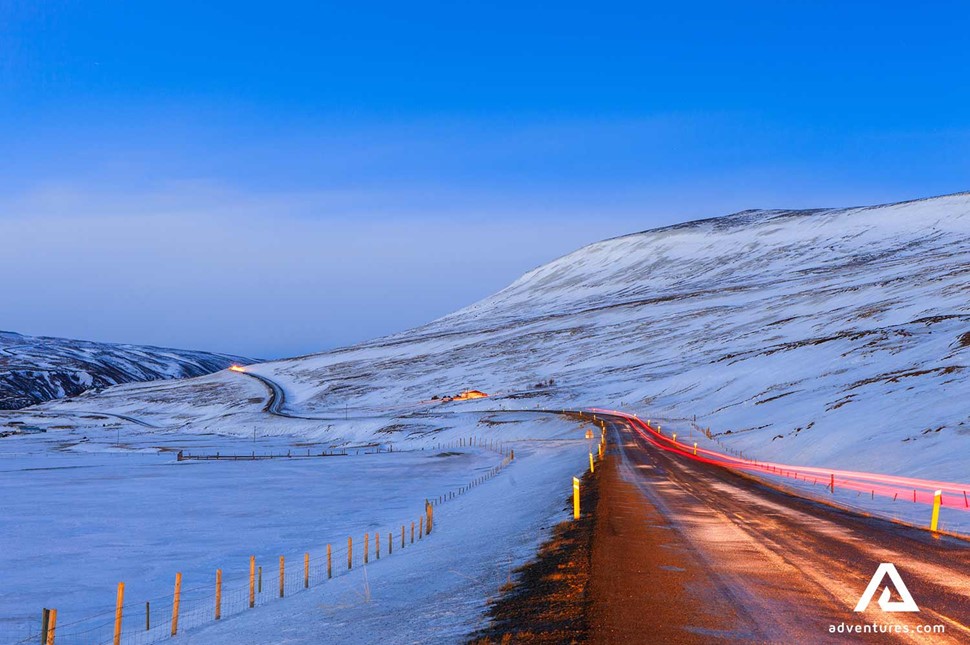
[469,469,598,644]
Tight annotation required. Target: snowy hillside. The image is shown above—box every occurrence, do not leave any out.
[13,192,970,477]
[0,330,253,409]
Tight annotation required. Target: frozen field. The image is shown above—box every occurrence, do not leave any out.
[0,412,592,644]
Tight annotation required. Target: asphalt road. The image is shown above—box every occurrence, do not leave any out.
[599,415,970,644]
[236,369,290,415]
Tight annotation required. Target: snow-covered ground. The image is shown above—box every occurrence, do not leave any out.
[3,191,969,642]
[0,411,592,643]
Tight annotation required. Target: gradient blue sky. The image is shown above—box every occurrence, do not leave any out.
[2,1,968,358]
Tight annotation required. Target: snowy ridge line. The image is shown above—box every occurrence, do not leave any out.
[591,408,970,538]
[20,443,517,645]
[0,331,254,410]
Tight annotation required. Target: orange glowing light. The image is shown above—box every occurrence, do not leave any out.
[454,390,489,400]
[229,365,246,373]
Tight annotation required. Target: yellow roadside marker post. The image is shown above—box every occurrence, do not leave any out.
[573,477,581,520]
[931,490,943,532]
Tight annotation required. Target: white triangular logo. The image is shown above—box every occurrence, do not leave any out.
[854,563,919,612]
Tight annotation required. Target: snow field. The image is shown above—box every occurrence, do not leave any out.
[1,413,591,644]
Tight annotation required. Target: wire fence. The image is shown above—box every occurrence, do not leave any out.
[15,435,516,645]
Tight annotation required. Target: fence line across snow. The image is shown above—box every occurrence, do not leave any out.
[19,435,517,645]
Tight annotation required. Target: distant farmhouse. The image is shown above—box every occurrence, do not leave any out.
[432,389,489,402]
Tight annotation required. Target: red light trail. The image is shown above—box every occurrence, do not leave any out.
[588,408,970,511]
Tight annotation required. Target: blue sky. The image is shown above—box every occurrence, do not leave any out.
[1,1,968,358]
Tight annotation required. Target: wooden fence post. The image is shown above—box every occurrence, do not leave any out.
[113,582,124,645]
[348,537,353,570]
[304,552,310,589]
[40,609,49,645]
[377,532,381,559]
[426,501,434,534]
[388,532,392,554]
[45,609,56,645]
[279,556,285,598]
[171,572,182,637]
[364,533,369,564]
[401,525,405,549]
[249,556,256,608]
[411,521,415,544]
[419,516,424,539]
[215,569,222,620]
[145,602,150,631]
[258,566,263,593]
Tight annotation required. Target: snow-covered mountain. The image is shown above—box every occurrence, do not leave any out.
[0,330,253,409]
[16,192,970,478]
